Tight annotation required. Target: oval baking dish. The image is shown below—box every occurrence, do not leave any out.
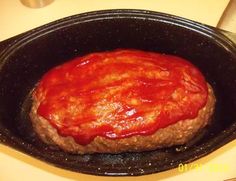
[0,9,236,176]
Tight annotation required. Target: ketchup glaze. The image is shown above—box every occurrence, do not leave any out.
[34,50,208,145]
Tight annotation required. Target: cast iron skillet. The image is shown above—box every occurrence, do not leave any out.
[0,9,236,176]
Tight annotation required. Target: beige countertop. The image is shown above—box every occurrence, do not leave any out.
[1,1,236,181]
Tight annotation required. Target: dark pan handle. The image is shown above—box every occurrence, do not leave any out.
[0,39,10,55]
[0,38,15,56]
[219,29,236,45]
[0,31,28,56]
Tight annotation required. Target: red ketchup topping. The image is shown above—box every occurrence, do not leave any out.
[35,50,208,145]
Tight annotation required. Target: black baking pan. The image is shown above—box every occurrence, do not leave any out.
[0,9,236,176]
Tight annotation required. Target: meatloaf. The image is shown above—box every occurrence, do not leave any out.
[30,49,216,154]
